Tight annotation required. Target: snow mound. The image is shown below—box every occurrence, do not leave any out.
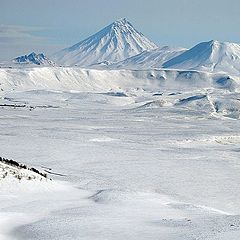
[213,98,240,119]
[174,94,215,114]
[176,94,207,105]
[102,91,128,97]
[0,157,48,184]
[163,40,240,75]
[53,18,158,66]
[136,100,171,109]
[89,189,172,205]
[172,93,240,119]
[13,52,55,66]
[213,75,236,92]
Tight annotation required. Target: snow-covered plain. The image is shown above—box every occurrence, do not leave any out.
[0,67,240,239]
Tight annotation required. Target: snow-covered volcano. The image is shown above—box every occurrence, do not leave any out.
[163,40,240,75]
[53,18,158,66]
[110,46,187,69]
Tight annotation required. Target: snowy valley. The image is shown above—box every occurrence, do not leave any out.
[0,18,240,240]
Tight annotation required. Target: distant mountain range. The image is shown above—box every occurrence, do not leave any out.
[11,19,240,76]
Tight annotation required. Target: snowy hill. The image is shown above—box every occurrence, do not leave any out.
[0,157,48,183]
[53,18,158,66]
[13,52,55,66]
[0,67,238,93]
[163,40,240,75]
[110,46,187,69]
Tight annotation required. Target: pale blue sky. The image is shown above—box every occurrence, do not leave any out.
[0,0,240,61]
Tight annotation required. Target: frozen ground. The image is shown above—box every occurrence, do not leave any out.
[0,68,240,239]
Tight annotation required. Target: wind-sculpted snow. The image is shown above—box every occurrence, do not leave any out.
[0,67,238,93]
[53,18,158,66]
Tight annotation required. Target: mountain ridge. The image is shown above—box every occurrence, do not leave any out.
[109,46,187,69]
[163,40,240,75]
[13,52,55,66]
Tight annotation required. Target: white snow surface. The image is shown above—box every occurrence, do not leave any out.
[110,46,187,69]
[0,66,240,239]
[163,40,240,76]
[52,18,158,66]
[0,67,239,93]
